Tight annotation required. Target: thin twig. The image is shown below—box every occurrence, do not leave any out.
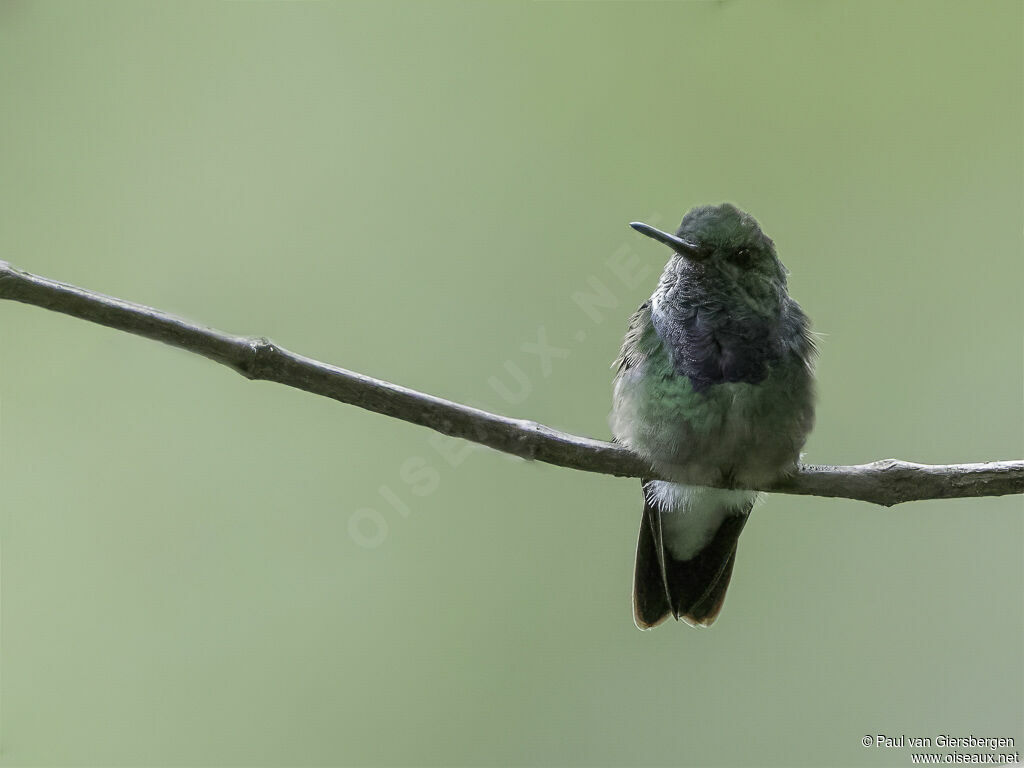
[0,260,1021,507]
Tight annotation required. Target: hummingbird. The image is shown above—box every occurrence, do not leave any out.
[610,203,816,628]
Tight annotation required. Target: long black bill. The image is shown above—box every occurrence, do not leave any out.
[630,222,704,259]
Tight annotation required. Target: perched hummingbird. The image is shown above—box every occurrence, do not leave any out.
[610,203,816,628]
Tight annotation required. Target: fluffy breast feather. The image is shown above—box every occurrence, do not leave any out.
[610,300,814,487]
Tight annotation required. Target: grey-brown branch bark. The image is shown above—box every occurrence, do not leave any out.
[1,260,1021,507]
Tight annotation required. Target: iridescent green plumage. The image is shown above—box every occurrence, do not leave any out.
[611,204,816,628]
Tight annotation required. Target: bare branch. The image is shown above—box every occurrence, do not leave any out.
[1,260,1020,507]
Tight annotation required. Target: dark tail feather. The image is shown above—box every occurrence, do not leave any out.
[670,519,744,626]
[633,482,751,629]
[632,498,672,628]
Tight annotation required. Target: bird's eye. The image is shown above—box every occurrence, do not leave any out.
[732,248,753,267]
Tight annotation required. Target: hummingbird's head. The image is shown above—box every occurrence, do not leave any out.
[630,203,786,287]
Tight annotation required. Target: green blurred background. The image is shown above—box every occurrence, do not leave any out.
[1,1,1021,766]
